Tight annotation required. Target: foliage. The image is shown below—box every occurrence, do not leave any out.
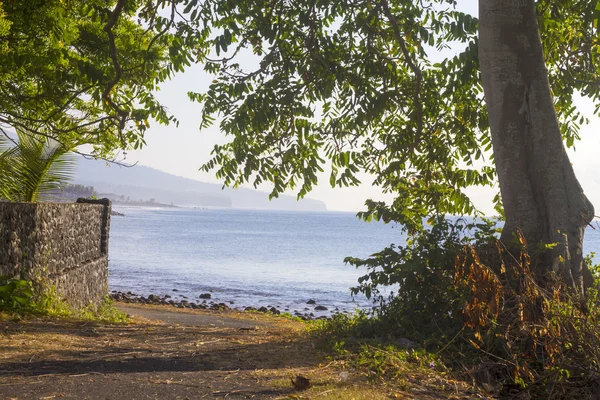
[311,218,600,397]
[0,276,34,313]
[0,0,206,157]
[455,234,600,399]
[0,130,74,202]
[308,312,449,394]
[0,276,128,323]
[32,287,128,323]
[190,0,600,229]
[31,285,73,318]
[346,216,497,343]
[0,2,10,45]
[56,184,97,200]
[352,344,440,378]
[77,297,129,323]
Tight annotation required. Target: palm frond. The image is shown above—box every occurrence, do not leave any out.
[0,130,75,202]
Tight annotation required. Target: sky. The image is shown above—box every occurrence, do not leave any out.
[118,0,600,214]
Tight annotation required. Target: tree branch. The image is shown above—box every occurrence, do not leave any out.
[380,0,424,147]
[103,0,129,142]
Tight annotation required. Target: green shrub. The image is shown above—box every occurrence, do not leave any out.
[32,287,128,323]
[345,215,497,344]
[0,279,128,324]
[316,216,600,398]
[0,276,34,312]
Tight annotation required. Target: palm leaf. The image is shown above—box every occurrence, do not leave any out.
[0,130,75,202]
[0,133,23,201]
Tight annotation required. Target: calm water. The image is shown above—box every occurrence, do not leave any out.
[108,207,600,314]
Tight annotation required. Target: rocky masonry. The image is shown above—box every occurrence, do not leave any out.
[0,199,111,308]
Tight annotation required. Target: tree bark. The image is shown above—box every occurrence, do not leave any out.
[479,0,595,294]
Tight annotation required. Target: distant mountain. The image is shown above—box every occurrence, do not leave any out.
[73,158,327,211]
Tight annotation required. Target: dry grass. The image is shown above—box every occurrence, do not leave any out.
[0,304,486,399]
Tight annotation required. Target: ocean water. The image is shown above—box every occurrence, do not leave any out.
[108,207,600,314]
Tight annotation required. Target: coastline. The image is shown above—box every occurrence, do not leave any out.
[109,290,350,321]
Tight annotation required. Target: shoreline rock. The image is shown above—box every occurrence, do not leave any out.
[109,290,339,321]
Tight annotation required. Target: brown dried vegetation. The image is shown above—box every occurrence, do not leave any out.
[456,231,600,399]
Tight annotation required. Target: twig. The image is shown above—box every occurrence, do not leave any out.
[436,327,465,355]
[196,339,225,345]
[310,360,336,371]
[0,380,43,386]
[149,379,201,388]
[68,372,103,377]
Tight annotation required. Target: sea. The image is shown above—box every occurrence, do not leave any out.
[108,207,600,315]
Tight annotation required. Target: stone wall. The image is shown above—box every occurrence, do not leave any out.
[0,199,111,308]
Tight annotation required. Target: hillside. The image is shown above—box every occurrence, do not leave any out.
[73,158,327,211]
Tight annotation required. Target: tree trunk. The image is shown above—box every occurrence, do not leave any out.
[479,0,595,294]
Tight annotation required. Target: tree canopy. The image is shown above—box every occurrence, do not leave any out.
[186,0,600,229]
[0,0,205,159]
[2,0,600,240]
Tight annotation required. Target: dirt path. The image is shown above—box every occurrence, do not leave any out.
[0,303,485,400]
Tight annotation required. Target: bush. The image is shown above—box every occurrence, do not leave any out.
[0,276,34,312]
[319,216,600,398]
[32,287,128,323]
[457,231,600,399]
[0,278,127,323]
[345,215,497,345]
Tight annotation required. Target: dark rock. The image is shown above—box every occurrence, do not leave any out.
[258,306,269,313]
[148,294,160,303]
[244,306,256,312]
[306,299,316,305]
[199,293,211,299]
[164,295,171,299]
[172,289,179,292]
[394,338,418,349]
[314,305,328,311]
[269,307,281,315]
